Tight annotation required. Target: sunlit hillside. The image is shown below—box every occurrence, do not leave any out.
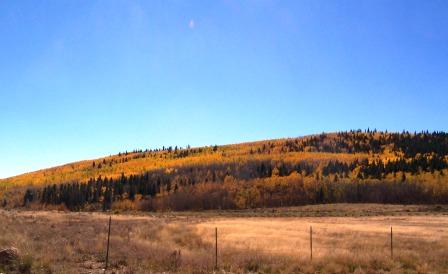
[1,130,448,210]
[1,132,369,187]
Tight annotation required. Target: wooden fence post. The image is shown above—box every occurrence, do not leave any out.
[105,216,112,270]
[310,226,313,261]
[215,227,218,270]
[390,226,393,259]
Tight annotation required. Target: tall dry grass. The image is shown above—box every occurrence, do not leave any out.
[1,207,448,273]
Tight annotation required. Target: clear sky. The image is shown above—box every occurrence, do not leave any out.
[1,0,448,179]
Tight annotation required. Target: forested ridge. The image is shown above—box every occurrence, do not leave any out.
[3,130,448,211]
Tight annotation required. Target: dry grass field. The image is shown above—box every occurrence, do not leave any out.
[1,204,448,273]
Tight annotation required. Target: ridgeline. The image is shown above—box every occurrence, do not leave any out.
[1,130,448,211]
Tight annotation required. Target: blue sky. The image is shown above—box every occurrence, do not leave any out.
[1,0,448,178]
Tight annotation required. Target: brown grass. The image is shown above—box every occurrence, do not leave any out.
[1,204,448,273]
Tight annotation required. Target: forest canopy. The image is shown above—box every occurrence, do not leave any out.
[3,130,448,211]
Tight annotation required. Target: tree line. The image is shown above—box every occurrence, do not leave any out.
[23,153,447,210]
[278,130,448,157]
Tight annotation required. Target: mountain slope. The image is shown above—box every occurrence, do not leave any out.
[1,133,366,187]
[2,130,448,210]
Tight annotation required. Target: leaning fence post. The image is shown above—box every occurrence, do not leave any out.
[215,227,218,270]
[310,225,313,261]
[390,226,393,259]
[105,216,112,270]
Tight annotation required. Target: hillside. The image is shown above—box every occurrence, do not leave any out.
[1,132,368,189]
[1,130,448,210]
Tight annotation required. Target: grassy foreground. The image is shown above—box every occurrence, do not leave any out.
[1,204,448,273]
